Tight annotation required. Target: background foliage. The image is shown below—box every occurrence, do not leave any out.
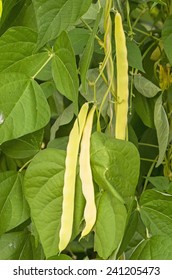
[0,0,172,260]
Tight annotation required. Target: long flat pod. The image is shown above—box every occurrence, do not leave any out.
[59,103,89,252]
[0,0,2,18]
[79,105,96,238]
[115,12,129,140]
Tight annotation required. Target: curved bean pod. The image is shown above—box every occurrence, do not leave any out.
[79,105,96,238]
[59,102,89,252]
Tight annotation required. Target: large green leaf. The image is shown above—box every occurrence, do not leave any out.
[0,0,30,35]
[0,72,50,144]
[130,235,172,260]
[94,191,127,259]
[134,75,161,98]
[162,15,172,64]
[0,27,37,65]
[118,210,140,256]
[33,0,92,50]
[134,93,155,128]
[24,148,84,258]
[91,132,140,205]
[0,171,30,235]
[0,231,44,260]
[127,40,144,72]
[140,189,172,236]
[154,94,169,167]
[20,1,38,32]
[0,26,51,77]
[68,28,90,55]
[0,154,18,172]
[52,31,79,115]
[47,137,68,151]
[1,130,43,159]
[147,176,171,192]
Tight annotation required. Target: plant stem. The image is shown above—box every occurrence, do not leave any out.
[133,27,160,41]
[139,142,158,148]
[32,52,54,79]
[142,155,158,191]
[19,159,32,172]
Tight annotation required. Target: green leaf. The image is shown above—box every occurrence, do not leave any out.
[127,40,144,72]
[162,15,172,64]
[94,192,127,259]
[130,235,172,260]
[50,104,74,141]
[0,26,50,77]
[80,69,109,119]
[24,148,84,258]
[68,28,90,55]
[0,0,19,27]
[21,2,38,31]
[0,31,49,76]
[52,31,79,115]
[0,154,18,172]
[33,0,92,50]
[1,130,43,159]
[47,137,68,150]
[0,171,30,235]
[140,189,172,236]
[7,52,51,78]
[0,0,30,35]
[118,210,140,256]
[91,132,140,205]
[0,72,50,144]
[79,8,103,92]
[0,231,44,260]
[147,176,170,192]
[134,93,155,128]
[154,94,169,167]
[82,2,100,21]
[40,81,56,99]
[134,75,161,98]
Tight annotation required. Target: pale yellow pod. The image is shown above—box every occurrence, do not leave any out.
[0,0,2,18]
[115,12,129,140]
[59,102,89,252]
[79,105,96,238]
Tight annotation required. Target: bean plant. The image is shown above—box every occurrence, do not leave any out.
[0,0,172,260]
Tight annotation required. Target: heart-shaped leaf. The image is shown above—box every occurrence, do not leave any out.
[0,72,50,144]
[24,148,84,258]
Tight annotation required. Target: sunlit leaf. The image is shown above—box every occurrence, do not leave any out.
[140,189,172,236]
[134,75,161,98]
[94,192,127,259]
[0,72,50,144]
[154,94,169,167]
[33,0,92,50]
[24,148,84,258]
[127,41,144,72]
[130,235,172,260]
[0,231,44,260]
[0,171,29,235]
[91,132,140,205]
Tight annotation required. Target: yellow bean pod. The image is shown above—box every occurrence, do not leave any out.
[79,105,96,238]
[0,0,2,18]
[115,12,129,140]
[59,103,89,252]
